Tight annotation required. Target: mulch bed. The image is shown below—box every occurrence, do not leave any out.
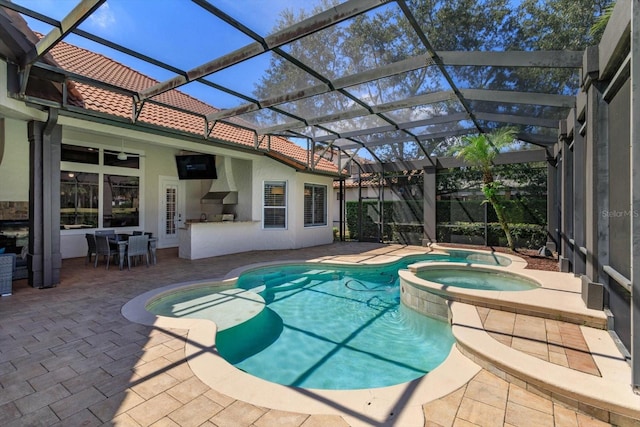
[436,243,558,272]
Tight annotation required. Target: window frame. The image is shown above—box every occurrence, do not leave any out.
[60,143,144,232]
[263,181,287,229]
[304,183,328,227]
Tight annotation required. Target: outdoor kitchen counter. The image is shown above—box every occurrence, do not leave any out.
[178,220,261,260]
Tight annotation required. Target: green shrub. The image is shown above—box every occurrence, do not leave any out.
[437,222,547,248]
[346,201,394,241]
[436,198,546,225]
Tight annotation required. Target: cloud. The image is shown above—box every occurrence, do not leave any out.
[88,3,116,29]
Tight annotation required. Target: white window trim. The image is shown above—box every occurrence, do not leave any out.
[262,180,287,230]
[304,183,328,227]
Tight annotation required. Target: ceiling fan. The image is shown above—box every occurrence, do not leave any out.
[104,140,145,161]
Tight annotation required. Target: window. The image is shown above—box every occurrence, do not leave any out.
[60,144,142,230]
[60,171,99,228]
[104,153,140,169]
[62,144,99,164]
[264,181,286,229]
[304,184,327,227]
[103,175,140,227]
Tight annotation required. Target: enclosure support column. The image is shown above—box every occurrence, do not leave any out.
[422,166,436,245]
[357,167,363,242]
[630,0,640,391]
[28,113,61,288]
[339,179,345,241]
[379,172,384,242]
[583,47,608,284]
[572,108,586,276]
[546,152,558,253]
[559,122,574,273]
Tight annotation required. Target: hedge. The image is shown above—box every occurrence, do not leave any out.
[436,198,546,225]
[345,199,547,248]
[437,222,547,248]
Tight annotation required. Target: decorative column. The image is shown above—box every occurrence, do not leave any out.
[558,120,574,273]
[28,112,61,288]
[422,166,436,245]
[545,150,559,253]
[572,109,586,276]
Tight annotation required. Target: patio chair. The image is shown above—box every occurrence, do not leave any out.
[0,253,16,296]
[85,233,97,265]
[126,234,149,270]
[94,235,116,269]
[95,229,116,237]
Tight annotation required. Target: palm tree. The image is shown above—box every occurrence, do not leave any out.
[455,128,517,251]
[590,2,615,38]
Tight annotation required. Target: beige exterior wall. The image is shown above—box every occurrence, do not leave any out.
[0,117,29,202]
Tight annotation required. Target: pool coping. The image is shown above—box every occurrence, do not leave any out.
[430,245,528,270]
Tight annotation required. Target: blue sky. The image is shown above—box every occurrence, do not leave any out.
[15,0,318,109]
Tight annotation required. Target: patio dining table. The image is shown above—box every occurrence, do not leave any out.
[109,234,158,270]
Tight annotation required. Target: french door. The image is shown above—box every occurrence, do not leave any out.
[158,176,184,248]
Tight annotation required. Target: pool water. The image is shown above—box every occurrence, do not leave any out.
[415,269,538,291]
[147,252,506,390]
[218,263,453,389]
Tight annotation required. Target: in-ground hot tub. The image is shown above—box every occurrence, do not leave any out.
[414,267,539,291]
[398,262,541,321]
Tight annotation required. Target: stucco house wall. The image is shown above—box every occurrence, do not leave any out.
[0,112,334,260]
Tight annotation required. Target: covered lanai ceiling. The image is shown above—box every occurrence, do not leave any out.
[0,0,583,172]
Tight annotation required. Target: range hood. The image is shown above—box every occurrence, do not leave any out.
[201,156,238,204]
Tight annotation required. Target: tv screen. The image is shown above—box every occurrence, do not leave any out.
[175,154,217,180]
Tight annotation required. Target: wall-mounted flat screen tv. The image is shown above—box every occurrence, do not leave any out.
[175,154,217,180]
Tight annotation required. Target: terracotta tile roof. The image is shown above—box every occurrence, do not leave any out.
[333,173,382,188]
[332,171,423,188]
[44,38,339,174]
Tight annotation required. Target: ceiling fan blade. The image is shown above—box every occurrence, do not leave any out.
[104,150,145,158]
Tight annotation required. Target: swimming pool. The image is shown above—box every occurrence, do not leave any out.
[146,251,509,390]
